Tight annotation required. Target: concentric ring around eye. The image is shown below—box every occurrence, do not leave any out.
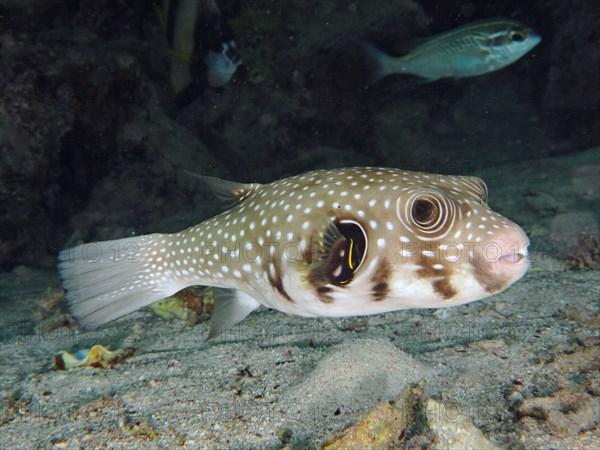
[412,198,440,228]
[397,190,457,240]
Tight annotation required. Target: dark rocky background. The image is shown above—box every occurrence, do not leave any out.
[1,0,598,270]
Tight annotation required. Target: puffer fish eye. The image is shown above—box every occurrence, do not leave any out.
[398,190,456,240]
[509,31,526,42]
[412,198,438,226]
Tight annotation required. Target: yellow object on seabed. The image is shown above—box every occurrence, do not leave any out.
[53,345,129,370]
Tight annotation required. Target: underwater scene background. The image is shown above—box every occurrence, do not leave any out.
[0,0,598,448]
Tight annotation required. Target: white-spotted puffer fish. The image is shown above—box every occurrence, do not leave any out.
[363,18,541,84]
[58,168,530,337]
[164,0,241,104]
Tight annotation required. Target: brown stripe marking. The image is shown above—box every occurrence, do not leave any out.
[371,259,391,301]
[268,260,294,302]
[432,278,457,300]
[415,255,457,300]
[316,286,334,303]
[471,255,510,293]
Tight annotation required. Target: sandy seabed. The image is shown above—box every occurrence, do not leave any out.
[1,149,598,449]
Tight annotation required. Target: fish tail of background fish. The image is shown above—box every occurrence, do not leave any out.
[362,41,407,85]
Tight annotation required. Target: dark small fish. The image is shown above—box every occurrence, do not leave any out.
[164,0,242,104]
[363,18,541,84]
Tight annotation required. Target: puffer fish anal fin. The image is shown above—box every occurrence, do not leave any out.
[185,170,262,205]
[207,289,262,340]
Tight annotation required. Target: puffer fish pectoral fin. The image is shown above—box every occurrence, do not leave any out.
[285,219,340,289]
[301,219,367,288]
[207,289,262,340]
[321,220,343,256]
[185,170,262,205]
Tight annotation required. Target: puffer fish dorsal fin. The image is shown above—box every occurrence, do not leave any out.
[456,175,489,204]
[207,289,262,340]
[185,171,262,204]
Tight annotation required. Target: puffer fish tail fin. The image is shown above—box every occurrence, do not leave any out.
[361,41,405,85]
[58,234,183,330]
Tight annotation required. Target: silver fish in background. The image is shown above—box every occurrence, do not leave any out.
[58,168,530,338]
[163,0,242,102]
[363,18,541,84]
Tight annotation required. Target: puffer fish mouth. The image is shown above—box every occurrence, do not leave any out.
[499,246,528,264]
[485,225,530,283]
[496,249,529,288]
